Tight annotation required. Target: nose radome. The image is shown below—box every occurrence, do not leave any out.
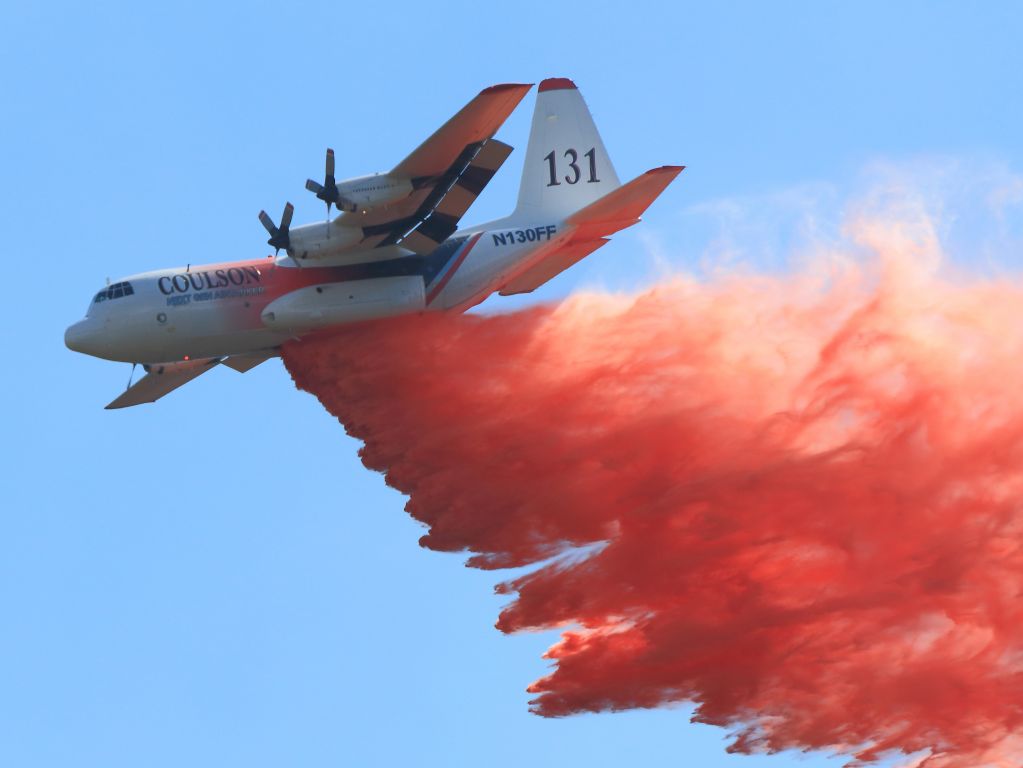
[65,319,102,355]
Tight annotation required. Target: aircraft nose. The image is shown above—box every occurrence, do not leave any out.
[65,318,103,355]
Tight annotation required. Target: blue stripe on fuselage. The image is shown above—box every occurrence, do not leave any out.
[312,236,469,287]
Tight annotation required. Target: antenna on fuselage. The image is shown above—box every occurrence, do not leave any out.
[125,363,137,391]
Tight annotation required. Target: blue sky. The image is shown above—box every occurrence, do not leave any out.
[3,2,1023,766]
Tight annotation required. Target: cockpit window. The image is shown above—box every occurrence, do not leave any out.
[94,281,135,303]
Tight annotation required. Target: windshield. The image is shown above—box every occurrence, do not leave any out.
[93,281,135,304]
[87,281,135,315]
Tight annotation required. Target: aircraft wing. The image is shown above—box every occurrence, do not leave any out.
[397,139,514,255]
[391,83,530,178]
[105,351,276,409]
[220,349,277,373]
[106,358,222,409]
[499,165,684,296]
[338,83,531,248]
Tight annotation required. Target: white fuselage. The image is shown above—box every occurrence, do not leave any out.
[65,217,568,365]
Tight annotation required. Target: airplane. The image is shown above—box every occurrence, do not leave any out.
[65,78,683,408]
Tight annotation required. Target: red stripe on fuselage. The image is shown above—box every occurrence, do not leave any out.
[426,232,482,306]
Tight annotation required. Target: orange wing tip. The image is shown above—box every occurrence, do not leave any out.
[538,77,577,92]
[481,82,534,95]
[646,165,685,175]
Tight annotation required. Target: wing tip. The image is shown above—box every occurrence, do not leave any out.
[642,165,686,183]
[481,82,534,95]
[646,165,686,176]
[538,77,577,93]
[104,397,152,410]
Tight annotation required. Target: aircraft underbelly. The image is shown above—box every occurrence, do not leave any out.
[104,273,430,362]
[261,275,425,332]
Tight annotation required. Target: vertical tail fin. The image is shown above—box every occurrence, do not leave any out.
[515,78,621,219]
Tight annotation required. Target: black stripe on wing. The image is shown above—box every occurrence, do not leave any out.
[398,139,513,256]
[362,142,484,247]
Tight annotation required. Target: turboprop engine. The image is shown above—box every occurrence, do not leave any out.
[258,171,414,262]
[258,147,418,262]
[285,220,365,260]
[305,148,414,218]
[260,276,425,332]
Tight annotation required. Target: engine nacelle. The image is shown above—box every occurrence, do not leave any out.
[337,173,413,210]
[286,173,415,262]
[287,221,364,261]
[260,276,425,331]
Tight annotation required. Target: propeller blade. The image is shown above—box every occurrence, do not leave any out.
[258,210,277,237]
[258,205,292,254]
[307,147,340,209]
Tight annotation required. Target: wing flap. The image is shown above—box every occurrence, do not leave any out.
[433,139,512,217]
[105,358,220,409]
[400,139,514,255]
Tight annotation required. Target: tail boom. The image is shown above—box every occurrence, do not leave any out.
[497,165,684,296]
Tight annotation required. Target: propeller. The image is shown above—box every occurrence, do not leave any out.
[305,148,356,233]
[258,202,294,255]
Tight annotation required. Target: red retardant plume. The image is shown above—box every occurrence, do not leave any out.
[283,219,1023,767]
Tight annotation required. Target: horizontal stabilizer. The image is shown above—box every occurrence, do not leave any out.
[566,165,684,240]
[105,358,220,409]
[499,238,609,296]
[497,165,681,296]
